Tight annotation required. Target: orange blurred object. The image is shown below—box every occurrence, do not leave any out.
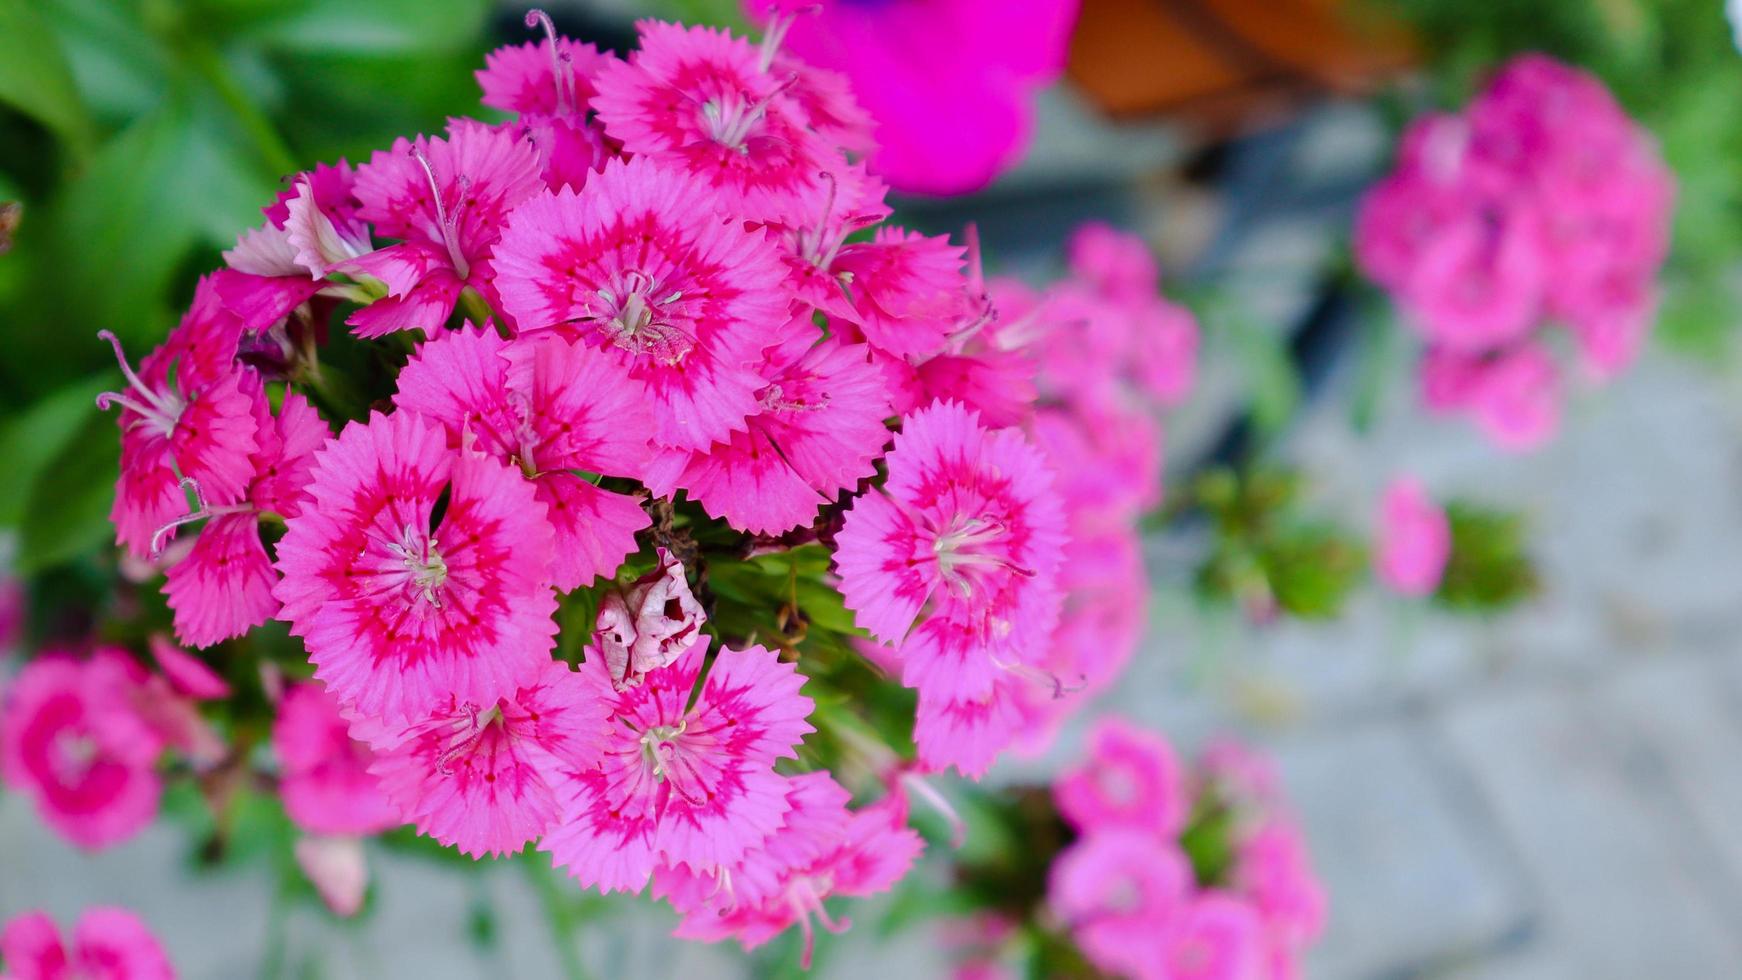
[1068,0,1415,128]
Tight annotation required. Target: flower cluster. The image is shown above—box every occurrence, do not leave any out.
[1356,54,1674,451]
[32,10,1194,966]
[0,907,175,980]
[1048,721,1324,980]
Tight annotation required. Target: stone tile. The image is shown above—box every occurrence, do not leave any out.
[1434,682,1742,978]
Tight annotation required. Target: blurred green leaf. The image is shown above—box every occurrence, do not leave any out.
[0,0,95,157]
[0,373,111,527]
[16,402,119,574]
[1435,500,1539,612]
[232,0,492,55]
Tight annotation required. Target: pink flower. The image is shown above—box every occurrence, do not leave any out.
[1028,401,1164,534]
[272,411,559,724]
[641,324,892,534]
[1402,208,1546,352]
[295,835,370,919]
[1375,477,1450,597]
[1067,222,1159,304]
[146,635,230,701]
[832,227,969,358]
[272,682,399,837]
[1234,820,1327,950]
[1049,830,1192,980]
[162,386,330,648]
[361,659,610,858]
[346,120,543,337]
[746,0,1079,195]
[1160,893,1267,980]
[655,775,923,967]
[0,653,162,850]
[1419,344,1561,453]
[476,15,621,193]
[490,157,790,451]
[393,326,654,590]
[592,549,706,690]
[591,21,839,224]
[912,668,1024,778]
[220,160,370,332]
[98,278,260,560]
[542,642,813,893]
[1053,716,1188,837]
[835,400,1065,709]
[0,907,174,980]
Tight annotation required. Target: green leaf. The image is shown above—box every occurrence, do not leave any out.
[16,400,119,573]
[0,373,111,527]
[0,0,95,157]
[233,0,491,55]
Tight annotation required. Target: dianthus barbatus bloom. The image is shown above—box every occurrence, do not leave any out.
[744,0,1077,196]
[99,277,260,560]
[346,120,544,337]
[641,323,892,534]
[1049,830,1192,980]
[1375,476,1451,598]
[272,410,559,724]
[654,774,924,967]
[491,157,790,450]
[834,227,971,359]
[360,659,610,858]
[835,400,1065,709]
[1158,894,1267,980]
[220,159,372,332]
[0,907,175,980]
[1053,717,1188,837]
[0,652,163,850]
[593,548,706,690]
[163,384,329,648]
[272,682,400,837]
[542,642,813,893]
[591,20,839,225]
[393,326,653,590]
[476,14,619,193]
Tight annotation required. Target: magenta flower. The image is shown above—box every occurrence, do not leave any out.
[491,157,791,451]
[0,652,163,850]
[272,682,399,838]
[1054,717,1188,837]
[642,324,892,534]
[163,386,330,648]
[1048,830,1192,980]
[1421,343,1561,453]
[346,120,543,337]
[833,227,970,358]
[835,400,1065,709]
[393,326,654,590]
[272,411,558,724]
[146,634,230,701]
[220,160,372,332]
[98,278,260,560]
[593,548,706,690]
[362,659,610,858]
[1159,894,1267,980]
[655,774,923,967]
[591,21,840,225]
[912,668,1024,778]
[476,14,620,193]
[542,643,813,893]
[1234,820,1327,952]
[1375,476,1451,598]
[0,908,174,980]
[746,0,1079,196]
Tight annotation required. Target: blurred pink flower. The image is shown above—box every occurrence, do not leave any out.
[273,682,399,838]
[1049,829,1192,979]
[1375,477,1450,598]
[0,907,174,980]
[1054,716,1189,837]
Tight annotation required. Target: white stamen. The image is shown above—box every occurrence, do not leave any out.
[409,145,471,280]
[95,330,185,436]
[524,9,576,115]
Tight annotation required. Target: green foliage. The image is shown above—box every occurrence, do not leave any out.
[1192,466,1368,621]
[1376,0,1742,360]
[1434,499,1539,612]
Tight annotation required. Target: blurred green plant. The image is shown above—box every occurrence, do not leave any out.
[1434,499,1540,611]
[0,0,496,583]
[1191,466,1368,622]
[1375,0,1742,359]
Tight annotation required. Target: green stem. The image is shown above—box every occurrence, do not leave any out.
[523,856,592,980]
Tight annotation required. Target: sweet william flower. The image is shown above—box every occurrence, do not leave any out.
[542,642,813,893]
[591,20,840,225]
[0,652,163,851]
[491,156,791,450]
[835,400,1066,706]
[1048,829,1192,980]
[271,410,559,725]
[98,277,260,560]
[641,322,892,534]
[346,120,543,337]
[1053,716,1188,837]
[359,659,610,858]
[220,160,371,333]
[393,326,653,590]
[1159,894,1267,980]
[0,908,175,980]
[1375,477,1451,598]
[592,548,706,690]
[655,774,924,967]
[273,682,399,837]
[476,12,621,193]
